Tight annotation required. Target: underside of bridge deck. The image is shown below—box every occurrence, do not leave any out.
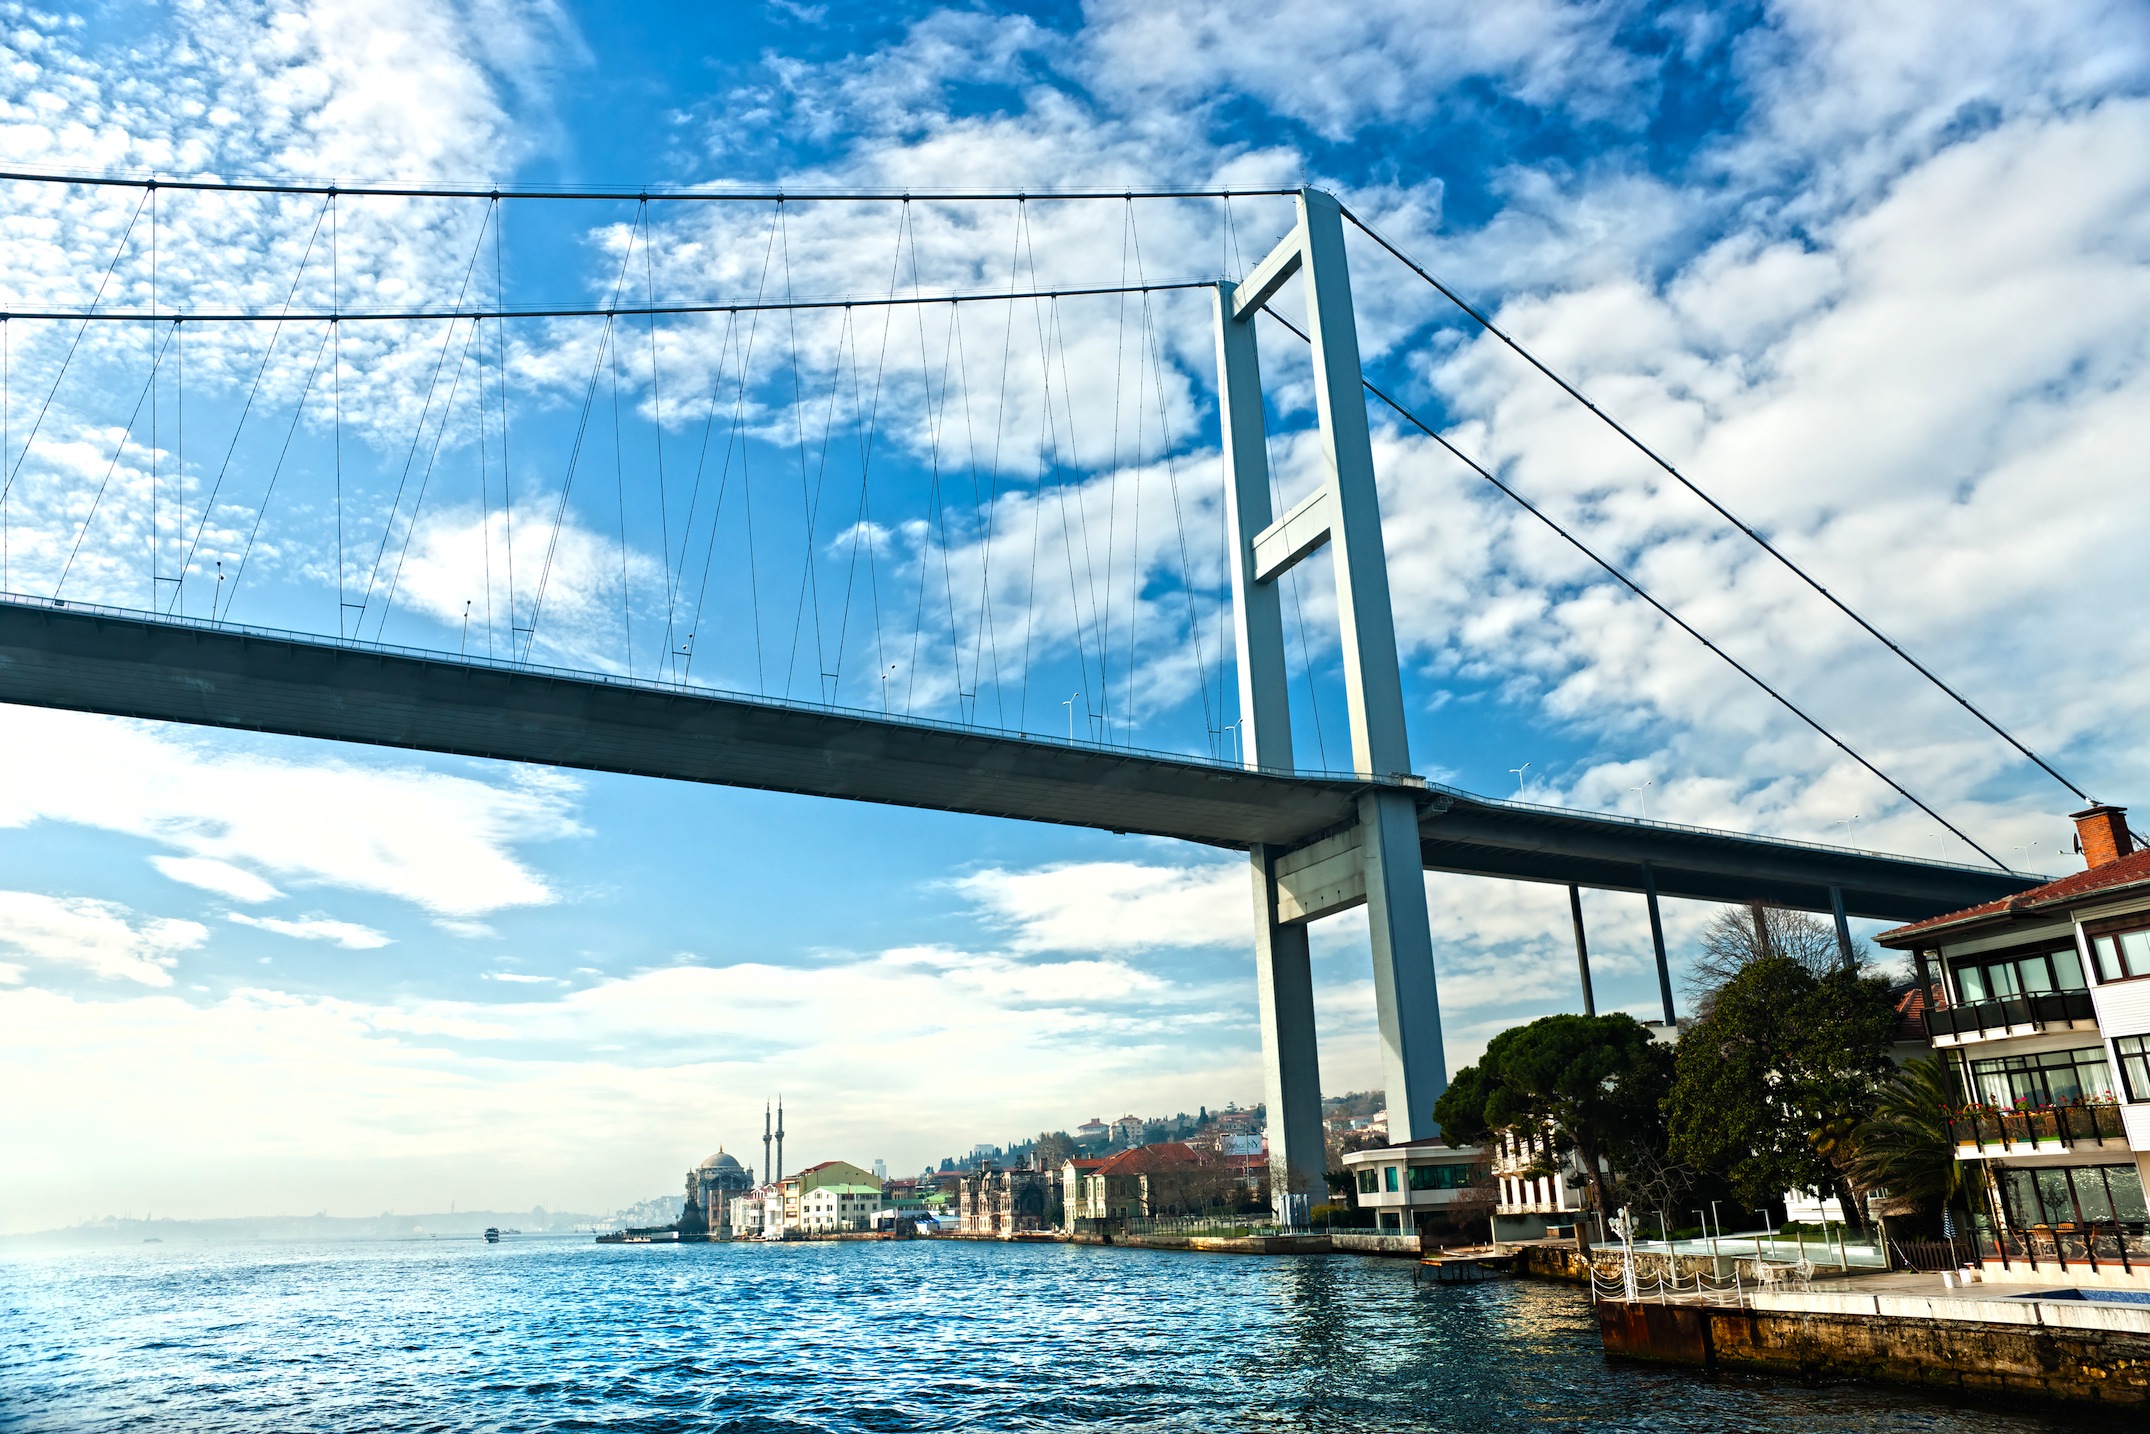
[0,597,2038,922]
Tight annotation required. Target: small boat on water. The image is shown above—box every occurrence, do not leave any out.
[484,1227,501,1244]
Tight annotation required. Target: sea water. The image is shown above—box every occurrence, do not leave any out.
[0,1238,2091,1431]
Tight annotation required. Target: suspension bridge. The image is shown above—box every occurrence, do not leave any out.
[0,172,2064,1220]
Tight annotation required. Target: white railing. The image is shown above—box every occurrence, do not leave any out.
[1628,1230,1885,1270]
[1590,1264,1759,1307]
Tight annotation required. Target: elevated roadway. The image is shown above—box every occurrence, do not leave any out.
[0,596,2037,923]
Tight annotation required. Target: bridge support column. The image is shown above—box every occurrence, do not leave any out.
[1568,884,1596,1017]
[1829,885,1856,970]
[1249,843,1327,1221]
[1361,790,1448,1142]
[1217,186,1450,1156]
[1642,861,1677,1027]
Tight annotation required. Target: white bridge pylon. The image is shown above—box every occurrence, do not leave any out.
[1216,188,1446,1220]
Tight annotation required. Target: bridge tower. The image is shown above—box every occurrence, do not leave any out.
[1214,187,1447,1224]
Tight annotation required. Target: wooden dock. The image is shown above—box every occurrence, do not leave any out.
[1419,1247,1514,1282]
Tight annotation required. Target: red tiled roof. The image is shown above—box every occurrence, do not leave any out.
[1879,846,2150,945]
[1092,1142,1202,1176]
[1892,985,1928,1041]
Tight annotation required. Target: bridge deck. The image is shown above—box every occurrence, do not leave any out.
[0,597,2037,922]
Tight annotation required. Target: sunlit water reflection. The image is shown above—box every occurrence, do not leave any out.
[0,1239,2092,1431]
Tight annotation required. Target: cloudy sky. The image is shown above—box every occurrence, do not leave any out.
[1,0,2146,1231]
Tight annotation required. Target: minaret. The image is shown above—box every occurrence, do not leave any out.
[762,1103,772,1188]
[775,1096,786,1184]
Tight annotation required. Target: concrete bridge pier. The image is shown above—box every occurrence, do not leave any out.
[1248,842,1327,1222]
[1217,187,1451,1223]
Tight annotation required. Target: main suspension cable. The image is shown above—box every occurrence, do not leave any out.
[1336,202,2100,812]
[0,281,1216,324]
[0,169,1299,204]
[1262,308,2009,871]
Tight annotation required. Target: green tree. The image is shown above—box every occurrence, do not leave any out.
[1667,955,1897,1226]
[1846,1056,1961,1215]
[1433,1012,1674,1212]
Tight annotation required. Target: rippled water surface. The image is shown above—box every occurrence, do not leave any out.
[0,1238,2092,1431]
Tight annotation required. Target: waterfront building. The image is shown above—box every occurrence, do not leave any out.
[1878,804,2150,1288]
[1342,1140,1490,1238]
[768,1159,880,1233]
[955,1165,1058,1235]
[1060,1157,1107,1227]
[1487,1125,1586,1242]
[677,1149,754,1240]
[800,1182,881,1233]
[1076,1142,1217,1220]
[728,1183,774,1238]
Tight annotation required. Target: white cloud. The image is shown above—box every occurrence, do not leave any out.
[0,706,578,917]
[0,891,205,986]
[949,859,1248,952]
[227,913,391,950]
[152,856,283,904]
[1080,0,1650,140]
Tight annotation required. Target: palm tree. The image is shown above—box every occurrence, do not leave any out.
[1846,1056,1960,1212]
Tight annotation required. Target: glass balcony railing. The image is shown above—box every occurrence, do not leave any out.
[1926,989,2095,1039]
[1947,1101,2126,1151]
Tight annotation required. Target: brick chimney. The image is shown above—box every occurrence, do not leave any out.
[2072,805,2133,869]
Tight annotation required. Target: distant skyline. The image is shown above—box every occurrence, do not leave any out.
[5,0,2150,1232]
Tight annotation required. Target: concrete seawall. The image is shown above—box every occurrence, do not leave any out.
[1597,1296,2150,1406]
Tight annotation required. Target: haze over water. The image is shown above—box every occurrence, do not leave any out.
[0,1241,2087,1432]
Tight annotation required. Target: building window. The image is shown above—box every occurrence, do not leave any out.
[1951,945,2087,1002]
[1408,1163,1478,1191]
[2116,1035,2150,1103]
[1356,1169,1379,1195]
[1967,1045,2118,1106]
[1996,1163,2147,1227]
[2089,926,2150,983]
[1384,1165,1400,1193]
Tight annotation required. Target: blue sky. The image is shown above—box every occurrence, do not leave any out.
[2,0,2148,1230]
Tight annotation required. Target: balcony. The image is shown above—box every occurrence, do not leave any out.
[1926,989,2096,1041]
[1948,1100,2127,1155]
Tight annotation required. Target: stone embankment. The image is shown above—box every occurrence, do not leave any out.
[1509,1239,1833,1287]
[1501,1239,2150,1406]
[1597,1288,2150,1406]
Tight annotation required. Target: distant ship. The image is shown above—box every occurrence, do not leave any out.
[484,1227,501,1244]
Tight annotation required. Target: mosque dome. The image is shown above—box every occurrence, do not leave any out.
[698,1149,743,1172]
